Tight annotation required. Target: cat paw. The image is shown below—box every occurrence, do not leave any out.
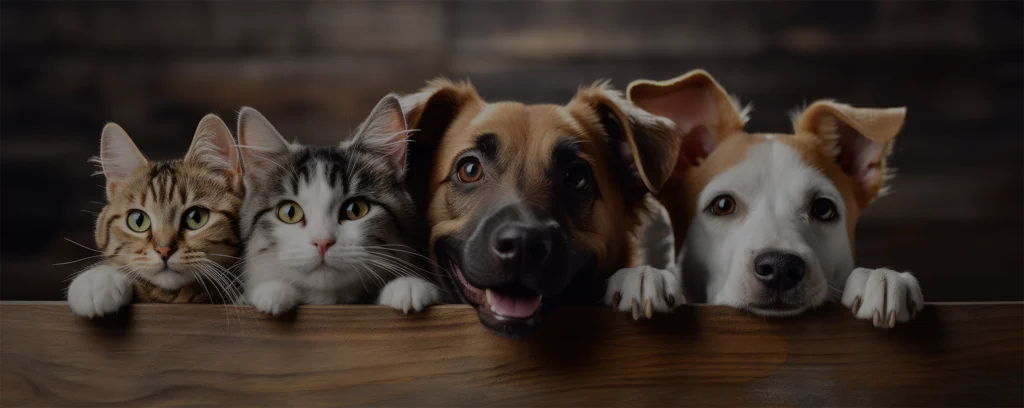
[604,265,683,320]
[247,281,300,315]
[377,277,441,314]
[67,265,132,318]
[842,267,924,328]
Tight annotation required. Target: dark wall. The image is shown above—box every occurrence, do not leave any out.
[2,1,1021,301]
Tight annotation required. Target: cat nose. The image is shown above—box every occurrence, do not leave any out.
[155,246,174,259]
[312,239,335,257]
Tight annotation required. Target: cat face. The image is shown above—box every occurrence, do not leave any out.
[95,116,244,291]
[238,95,421,295]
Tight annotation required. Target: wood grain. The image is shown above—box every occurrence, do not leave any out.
[1,303,1021,407]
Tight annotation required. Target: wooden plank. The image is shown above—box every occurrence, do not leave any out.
[1,303,1021,407]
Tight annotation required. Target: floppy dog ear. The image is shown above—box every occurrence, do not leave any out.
[399,78,483,211]
[627,69,748,169]
[571,81,680,199]
[793,100,906,206]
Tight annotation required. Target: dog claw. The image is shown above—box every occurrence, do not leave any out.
[887,310,897,328]
[631,299,640,320]
[872,309,881,327]
[851,296,861,314]
[612,292,621,306]
[644,299,654,319]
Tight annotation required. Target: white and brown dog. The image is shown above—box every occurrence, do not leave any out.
[606,70,924,328]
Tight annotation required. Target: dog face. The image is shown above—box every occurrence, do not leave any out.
[628,70,905,316]
[402,79,678,336]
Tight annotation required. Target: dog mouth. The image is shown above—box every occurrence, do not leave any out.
[445,256,543,325]
[744,300,808,317]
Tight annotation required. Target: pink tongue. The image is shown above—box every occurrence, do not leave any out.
[486,289,542,318]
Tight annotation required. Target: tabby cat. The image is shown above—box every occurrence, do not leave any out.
[66,115,244,317]
[238,94,441,315]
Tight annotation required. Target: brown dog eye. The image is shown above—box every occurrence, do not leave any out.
[708,195,736,216]
[457,158,483,183]
[810,197,838,221]
[564,164,590,191]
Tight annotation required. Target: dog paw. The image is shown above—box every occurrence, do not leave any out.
[842,267,924,328]
[247,281,299,315]
[604,265,683,320]
[377,277,441,314]
[67,265,132,318]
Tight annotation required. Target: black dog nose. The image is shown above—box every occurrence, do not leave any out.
[493,223,552,268]
[753,252,806,291]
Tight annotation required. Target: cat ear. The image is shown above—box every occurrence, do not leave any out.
[185,114,242,188]
[351,93,409,178]
[792,100,906,207]
[98,122,148,194]
[237,107,291,184]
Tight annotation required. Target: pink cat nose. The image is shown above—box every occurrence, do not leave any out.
[155,246,173,259]
[312,239,335,257]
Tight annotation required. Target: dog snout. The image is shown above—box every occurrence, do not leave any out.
[493,223,553,268]
[753,251,806,291]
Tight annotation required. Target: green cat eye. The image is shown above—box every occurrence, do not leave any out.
[277,201,304,224]
[342,198,370,221]
[183,206,210,230]
[126,210,151,232]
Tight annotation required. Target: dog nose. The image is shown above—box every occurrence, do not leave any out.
[492,223,552,268]
[312,239,335,257]
[753,252,806,291]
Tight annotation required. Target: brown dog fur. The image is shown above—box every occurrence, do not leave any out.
[401,78,680,306]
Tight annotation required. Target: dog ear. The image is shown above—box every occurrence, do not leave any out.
[570,81,680,199]
[97,122,148,196]
[399,78,482,211]
[793,100,906,206]
[185,114,242,191]
[236,107,292,186]
[627,69,748,169]
[351,93,410,179]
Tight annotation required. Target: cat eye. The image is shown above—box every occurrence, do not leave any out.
[277,201,304,224]
[707,195,736,216]
[183,206,210,230]
[810,197,839,222]
[564,164,591,191]
[457,158,483,183]
[126,210,151,232]
[341,198,370,221]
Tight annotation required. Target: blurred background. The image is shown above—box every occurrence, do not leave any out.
[1,1,1020,301]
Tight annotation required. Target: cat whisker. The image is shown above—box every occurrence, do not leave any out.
[53,254,106,266]
[63,237,103,253]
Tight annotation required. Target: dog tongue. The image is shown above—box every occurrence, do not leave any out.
[485,289,542,318]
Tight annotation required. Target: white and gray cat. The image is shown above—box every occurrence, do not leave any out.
[237,94,442,315]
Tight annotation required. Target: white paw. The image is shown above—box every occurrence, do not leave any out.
[67,265,132,318]
[377,277,441,314]
[604,265,683,320]
[247,281,299,315]
[842,267,924,328]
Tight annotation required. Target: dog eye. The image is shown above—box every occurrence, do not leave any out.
[457,158,483,183]
[564,164,590,191]
[707,195,736,216]
[810,197,838,221]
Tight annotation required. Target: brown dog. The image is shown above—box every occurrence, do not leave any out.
[400,79,680,336]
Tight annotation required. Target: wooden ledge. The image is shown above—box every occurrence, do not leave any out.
[1,302,1021,407]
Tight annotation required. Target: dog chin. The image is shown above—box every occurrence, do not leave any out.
[742,302,810,317]
[439,254,544,338]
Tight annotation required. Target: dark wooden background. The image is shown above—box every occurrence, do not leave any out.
[1,1,1021,301]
